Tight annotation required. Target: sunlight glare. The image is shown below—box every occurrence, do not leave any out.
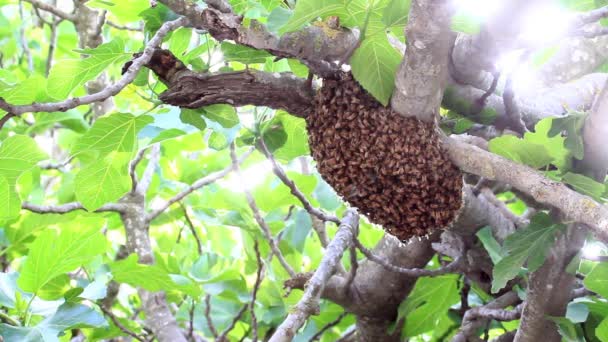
[582,242,606,259]
[495,50,539,95]
[221,160,273,192]
[452,0,502,19]
[517,5,573,45]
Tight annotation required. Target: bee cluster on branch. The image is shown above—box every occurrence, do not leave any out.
[307,73,463,241]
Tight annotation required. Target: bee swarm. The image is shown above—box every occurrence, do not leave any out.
[307,73,463,241]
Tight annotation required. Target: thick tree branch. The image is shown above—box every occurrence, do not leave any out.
[391,0,452,121]
[120,191,188,342]
[444,73,607,130]
[157,0,358,76]
[269,209,359,342]
[445,136,608,240]
[141,49,314,117]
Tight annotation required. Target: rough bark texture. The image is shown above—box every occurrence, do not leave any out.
[391,0,452,121]
[138,49,314,117]
[120,192,188,342]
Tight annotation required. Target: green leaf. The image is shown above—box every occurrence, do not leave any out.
[87,0,151,23]
[0,135,47,183]
[549,316,585,342]
[350,34,401,106]
[109,254,177,292]
[221,42,272,64]
[382,0,410,28]
[47,39,130,99]
[0,302,106,342]
[180,108,208,130]
[526,117,570,170]
[272,111,310,161]
[488,135,554,169]
[28,111,89,134]
[0,175,19,220]
[548,112,587,160]
[268,7,293,33]
[74,156,131,211]
[562,172,606,201]
[491,213,565,293]
[17,218,106,294]
[168,27,192,57]
[476,226,504,264]
[0,135,47,219]
[72,113,153,157]
[597,317,608,342]
[37,274,71,301]
[397,275,459,336]
[149,128,187,144]
[0,75,47,106]
[585,263,608,298]
[279,0,344,33]
[200,104,240,128]
[451,10,482,34]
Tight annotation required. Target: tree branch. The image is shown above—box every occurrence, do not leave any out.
[22,0,76,22]
[146,147,253,222]
[444,136,608,241]
[142,49,315,118]
[259,139,339,223]
[453,291,520,342]
[157,0,358,76]
[353,238,463,277]
[230,143,297,278]
[22,201,127,214]
[269,209,359,342]
[391,0,452,121]
[135,144,160,195]
[0,16,187,127]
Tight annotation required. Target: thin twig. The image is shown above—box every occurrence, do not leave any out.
[22,0,76,21]
[259,139,340,224]
[45,20,59,77]
[308,312,348,342]
[230,143,297,278]
[146,147,253,222]
[353,238,463,277]
[18,1,33,71]
[129,147,150,192]
[135,144,160,195]
[188,299,195,341]
[344,245,358,293]
[180,202,203,255]
[471,70,499,115]
[335,328,356,342]
[204,295,219,338]
[100,306,147,342]
[217,304,248,341]
[250,239,264,342]
[107,20,143,31]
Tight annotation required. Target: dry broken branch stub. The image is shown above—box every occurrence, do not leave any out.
[308,73,463,240]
